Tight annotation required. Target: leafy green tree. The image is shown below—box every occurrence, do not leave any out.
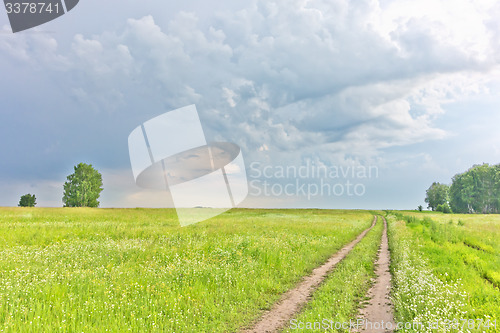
[450,163,500,214]
[493,164,500,212]
[425,182,449,211]
[18,194,36,207]
[418,205,423,211]
[449,170,473,213]
[63,163,103,207]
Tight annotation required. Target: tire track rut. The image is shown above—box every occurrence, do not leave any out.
[355,216,395,333]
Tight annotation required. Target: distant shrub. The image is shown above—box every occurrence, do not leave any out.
[436,203,452,214]
[19,194,36,207]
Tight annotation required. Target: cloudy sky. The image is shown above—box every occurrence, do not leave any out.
[1,0,500,209]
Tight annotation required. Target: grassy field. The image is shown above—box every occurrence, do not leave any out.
[0,207,372,332]
[402,211,500,257]
[0,208,498,332]
[387,211,500,332]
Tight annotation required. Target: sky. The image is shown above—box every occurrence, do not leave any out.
[1,0,500,209]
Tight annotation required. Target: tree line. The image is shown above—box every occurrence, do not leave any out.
[425,163,500,214]
[19,163,103,208]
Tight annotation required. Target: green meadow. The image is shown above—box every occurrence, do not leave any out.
[0,208,372,332]
[0,208,498,332]
[388,211,499,332]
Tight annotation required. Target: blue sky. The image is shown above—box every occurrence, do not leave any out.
[1,0,500,209]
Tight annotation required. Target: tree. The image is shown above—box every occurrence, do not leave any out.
[425,182,449,211]
[63,163,103,207]
[449,170,472,214]
[418,205,423,211]
[19,194,36,207]
[450,163,500,214]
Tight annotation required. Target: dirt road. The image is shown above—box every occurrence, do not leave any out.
[243,216,378,333]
